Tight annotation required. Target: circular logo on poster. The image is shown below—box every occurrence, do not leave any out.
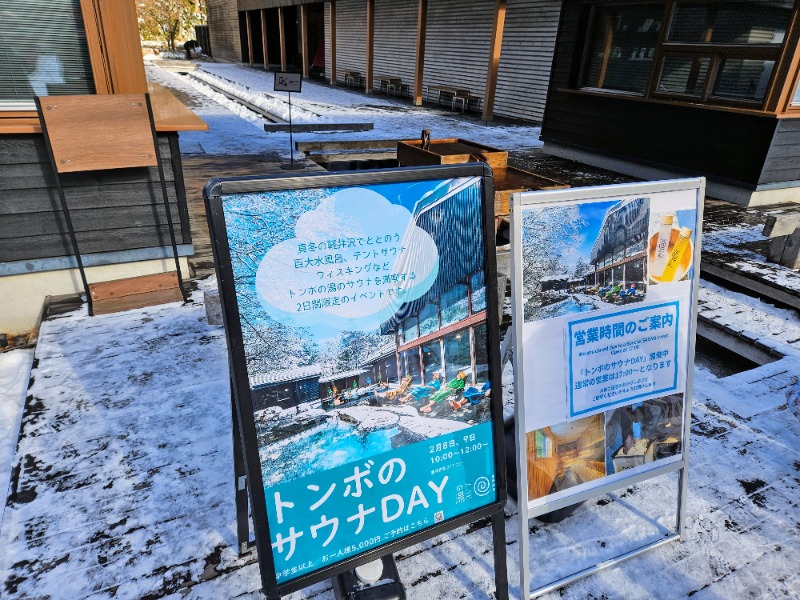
[473,476,492,497]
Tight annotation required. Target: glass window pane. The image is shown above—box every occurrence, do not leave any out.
[473,322,490,384]
[443,329,472,383]
[419,303,439,337]
[404,349,422,385]
[404,315,419,343]
[670,3,791,44]
[397,322,404,344]
[657,56,711,97]
[626,258,645,287]
[0,1,96,107]
[422,341,442,384]
[712,59,775,102]
[441,284,469,328]
[793,82,800,106]
[470,271,487,313]
[581,4,664,94]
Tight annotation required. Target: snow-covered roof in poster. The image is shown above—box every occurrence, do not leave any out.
[249,365,322,388]
[361,342,397,365]
[540,274,571,282]
[319,368,368,383]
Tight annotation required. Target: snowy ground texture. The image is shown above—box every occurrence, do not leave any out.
[1,61,799,599]
[145,63,544,158]
[0,285,797,600]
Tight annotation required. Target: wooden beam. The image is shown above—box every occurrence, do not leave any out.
[246,10,254,65]
[413,0,428,106]
[366,0,375,94]
[300,4,310,78]
[329,1,337,85]
[766,4,800,112]
[482,0,507,122]
[278,6,287,71]
[261,9,269,69]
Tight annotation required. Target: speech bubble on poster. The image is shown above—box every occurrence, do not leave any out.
[254,188,439,331]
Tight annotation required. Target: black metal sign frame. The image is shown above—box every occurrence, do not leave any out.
[204,164,508,598]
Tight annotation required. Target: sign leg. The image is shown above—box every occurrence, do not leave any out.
[492,511,509,600]
[231,385,252,555]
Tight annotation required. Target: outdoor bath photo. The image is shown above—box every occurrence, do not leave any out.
[522,197,651,323]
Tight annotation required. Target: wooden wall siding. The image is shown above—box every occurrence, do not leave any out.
[422,0,494,97]
[334,0,368,82]
[493,0,561,123]
[540,0,780,188]
[373,0,418,90]
[0,135,190,264]
[325,2,332,81]
[760,118,800,185]
[239,0,318,9]
[208,0,243,62]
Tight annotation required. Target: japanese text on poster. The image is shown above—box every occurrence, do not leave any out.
[567,301,679,419]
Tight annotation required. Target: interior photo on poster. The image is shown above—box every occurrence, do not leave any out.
[525,393,683,501]
[522,197,650,322]
[221,176,498,583]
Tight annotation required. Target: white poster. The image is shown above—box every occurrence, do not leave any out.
[513,183,701,505]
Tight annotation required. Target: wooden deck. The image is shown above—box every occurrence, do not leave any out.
[181,155,323,280]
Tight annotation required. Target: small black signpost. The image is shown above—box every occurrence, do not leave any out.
[274,71,303,170]
[205,165,509,600]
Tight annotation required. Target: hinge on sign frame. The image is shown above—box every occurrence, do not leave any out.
[238,475,247,491]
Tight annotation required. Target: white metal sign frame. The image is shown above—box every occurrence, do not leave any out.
[510,178,705,597]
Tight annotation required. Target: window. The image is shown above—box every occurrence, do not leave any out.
[422,341,443,384]
[404,349,422,384]
[535,430,552,458]
[404,315,419,343]
[473,322,490,384]
[443,329,472,383]
[0,0,96,109]
[470,271,487,313]
[419,303,439,337]
[441,284,469,327]
[581,4,664,94]
[296,379,319,404]
[654,1,792,105]
[579,1,793,108]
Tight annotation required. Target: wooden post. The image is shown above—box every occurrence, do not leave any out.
[329,1,337,85]
[300,4,310,78]
[246,10,254,65]
[261,9,269,69]
[278,6,287,71]
[366,0,375,94]
[413,0,428,106]
[482,0,507,122]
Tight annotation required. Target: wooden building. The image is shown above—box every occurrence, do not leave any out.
[0,0,206,334]
[207,0,563,123]
[540,0,800,205]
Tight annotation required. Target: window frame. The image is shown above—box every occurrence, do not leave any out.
[575,0,797,112]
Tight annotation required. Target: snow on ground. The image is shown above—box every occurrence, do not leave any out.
[0,289,798,599]
[145,62,544,158]
[0,349,33,526]
[1,61,799,599]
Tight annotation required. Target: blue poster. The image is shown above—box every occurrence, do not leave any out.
[220,176,497,582]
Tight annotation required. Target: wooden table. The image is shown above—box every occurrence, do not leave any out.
[425,84,470,107]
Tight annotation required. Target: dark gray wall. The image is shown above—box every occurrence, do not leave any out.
[0,134,191,265]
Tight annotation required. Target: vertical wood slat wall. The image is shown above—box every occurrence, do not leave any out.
[319,0,559,122]
[373,0,417,91]
[423,0,494,100]
[495,0,562,122]
[333,0,368,83]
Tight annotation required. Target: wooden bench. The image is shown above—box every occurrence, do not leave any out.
[452,94,482,113]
